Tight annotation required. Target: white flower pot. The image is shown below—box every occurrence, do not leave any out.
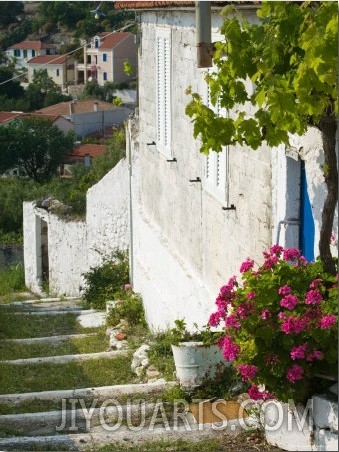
[171,341,230,389]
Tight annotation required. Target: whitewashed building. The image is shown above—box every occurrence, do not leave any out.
[116,1,337,331]
[23,2,337,332]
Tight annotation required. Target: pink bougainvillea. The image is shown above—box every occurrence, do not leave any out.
[209,246,338,403]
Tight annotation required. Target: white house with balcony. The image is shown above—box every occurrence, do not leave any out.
[6,40,56,69]
[77,31,137,86]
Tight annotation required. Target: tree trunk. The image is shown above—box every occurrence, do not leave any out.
[318,114,338,275]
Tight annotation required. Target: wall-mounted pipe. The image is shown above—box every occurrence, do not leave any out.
[196,1,213,68]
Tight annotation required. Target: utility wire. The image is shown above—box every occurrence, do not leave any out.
[0,21,135,86]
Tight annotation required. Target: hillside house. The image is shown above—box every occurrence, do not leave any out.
[77,32,138,86]
[0,111,73,135]
[116,1,338,331]
[6,40,57,69]
[60,143,107,177]
[26,55,76,90]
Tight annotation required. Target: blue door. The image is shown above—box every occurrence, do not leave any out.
[300,161,315,262]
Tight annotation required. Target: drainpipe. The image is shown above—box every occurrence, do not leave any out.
[127,120,134,286]
[196,1,213,68]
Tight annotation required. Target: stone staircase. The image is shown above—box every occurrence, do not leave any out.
[0,298,255,451]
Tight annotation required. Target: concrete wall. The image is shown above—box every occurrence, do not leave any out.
[23,159,129,297]
[71,107,133,139]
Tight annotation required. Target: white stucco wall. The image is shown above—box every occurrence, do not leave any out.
[23,159,129,297]
[130,7,273,332]
[47,216,87,296]
[87,158,129,269]
[130,6,337,332]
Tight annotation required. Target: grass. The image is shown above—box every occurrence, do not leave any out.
[98,436,242,451]
[0,263,27,297]
[0,311,99,339]
[0,355,136,394]
[0,331,109,360]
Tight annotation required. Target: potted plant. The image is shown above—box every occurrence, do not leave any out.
[208,245,338,404]
[170,319,229,389]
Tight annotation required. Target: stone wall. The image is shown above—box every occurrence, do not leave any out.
[0,244,23,270]
[23,158,129,297]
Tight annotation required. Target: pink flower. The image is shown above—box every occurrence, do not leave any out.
[240,258,255,273]
[280,294,299,310]
[290,343,308,360]
[279,285,292,296]
[269,245,283,256]
[283,248,301,261]
[208,311,222,327]
[261,309,272,320]
[263,255,279,270]
[320,315,337,329]
[310,279,323,289]
[281,316,306,334]
[247,291,256,300]
[225,314,241,329]
[236,302,254,319]
[237,364,258,381]
[305,290,323,305]
[124,284,132,290]
[306,350,323,362]
[218,336,240,361]
[248,384,274,401]
[286,364,304,383]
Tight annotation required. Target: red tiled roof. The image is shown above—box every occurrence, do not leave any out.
[28,55,71,65]
[97,32,132,49]
[115,1,195,8]
[0,111,66,124]
[0,111,22,123]
[36,100,117,116]
[114,1,258,8]
[8,40,56,50]
[67,144,107,159]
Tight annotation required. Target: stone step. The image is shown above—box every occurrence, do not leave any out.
[2,298,83,310]
[12,309,98,315]
[1,350,128,365]
[0,402,165,436]
[2,333,97,344]
[0,381,176,406]
[0,414,252,451]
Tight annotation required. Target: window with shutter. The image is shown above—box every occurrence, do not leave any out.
[204,70,229,203]
[156,28,171,157]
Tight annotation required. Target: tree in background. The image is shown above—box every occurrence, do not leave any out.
[0,116,74,183]
[0,2,24,27]
[186,1,337,274]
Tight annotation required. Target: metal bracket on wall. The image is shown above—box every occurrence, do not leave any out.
[189,177,201,182]
[166,158,177,162]
[222,204,236,211]
[147,141,156,146]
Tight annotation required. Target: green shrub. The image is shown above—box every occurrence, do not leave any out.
[106,290,147,328]
[81,250,129,309]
